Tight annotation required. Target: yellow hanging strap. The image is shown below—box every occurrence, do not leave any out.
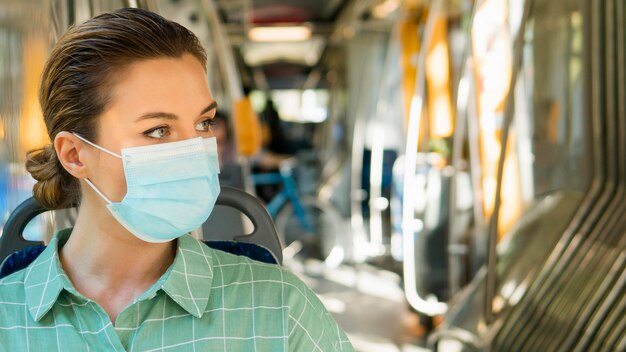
[471,0,521,238]
[232,97,262,157]
[19,33,49,157]
[425,15,454,140]
[399,17,421,127]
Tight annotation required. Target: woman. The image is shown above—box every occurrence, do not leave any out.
[0,8,353,351]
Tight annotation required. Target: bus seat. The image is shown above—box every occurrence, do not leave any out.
[0,186,282,279]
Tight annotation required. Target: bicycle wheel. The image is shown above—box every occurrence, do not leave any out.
[275,197,341,262]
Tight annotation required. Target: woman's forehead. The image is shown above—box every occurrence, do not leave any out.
[103,55,213,122]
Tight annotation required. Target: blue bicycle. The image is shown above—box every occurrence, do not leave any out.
[252,158,342,263]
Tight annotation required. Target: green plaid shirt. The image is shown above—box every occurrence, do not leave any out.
[0,229,353,351]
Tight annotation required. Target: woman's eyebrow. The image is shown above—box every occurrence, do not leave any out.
[135,112,178,122]
[134,101,218,122]
[200,101,218,116]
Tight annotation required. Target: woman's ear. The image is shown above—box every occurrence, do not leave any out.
[54,131,88,178]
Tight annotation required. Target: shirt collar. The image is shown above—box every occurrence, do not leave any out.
[24,228,75,321]
[24,230,214,321]
[162,234,214,318]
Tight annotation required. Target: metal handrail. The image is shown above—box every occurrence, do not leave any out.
[447,0,478,297]
[199,0,256,195]
[484,0,534,324]
[401,0,448,316]
[349,33,378,262]
[368,19,400,255]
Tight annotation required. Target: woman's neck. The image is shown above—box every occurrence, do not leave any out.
[58,198,176,323]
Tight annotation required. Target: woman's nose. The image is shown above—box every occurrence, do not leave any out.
[179,128,205,141]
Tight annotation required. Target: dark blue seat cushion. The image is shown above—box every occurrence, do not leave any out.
[205,241,278,265]
[0,245,46,279]
[0,240,277,280]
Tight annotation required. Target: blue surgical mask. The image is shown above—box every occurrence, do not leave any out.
[74,134,220,243]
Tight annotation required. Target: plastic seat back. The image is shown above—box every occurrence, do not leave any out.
[0,186,282,275]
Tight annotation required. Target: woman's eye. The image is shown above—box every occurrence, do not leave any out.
[144,126,169,139]
[195,119,214,132]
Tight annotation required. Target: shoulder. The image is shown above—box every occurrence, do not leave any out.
[0,268,27,296]
[207,247,353,351]
[0,268,28,320]
[207,244,315,301]
[209,243,299,283]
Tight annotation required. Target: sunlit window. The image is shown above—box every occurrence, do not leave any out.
[250,89,329,123]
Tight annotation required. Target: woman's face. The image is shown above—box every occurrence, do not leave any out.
[82,54,216,202]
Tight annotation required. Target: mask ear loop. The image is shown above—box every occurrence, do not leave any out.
[83,178,113,204]
[73,133,122,159]
[72,133,120,204]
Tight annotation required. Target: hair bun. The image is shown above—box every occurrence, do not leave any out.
[25,145,78,209]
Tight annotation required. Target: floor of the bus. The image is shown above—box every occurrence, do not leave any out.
[284,254,429,352]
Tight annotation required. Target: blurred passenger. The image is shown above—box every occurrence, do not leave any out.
[0,8,353,351]
[252,97,295,201]
[254,98,292,171]
[211,110,236,167]
[263,98,293,155]
[210,110,246,188]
